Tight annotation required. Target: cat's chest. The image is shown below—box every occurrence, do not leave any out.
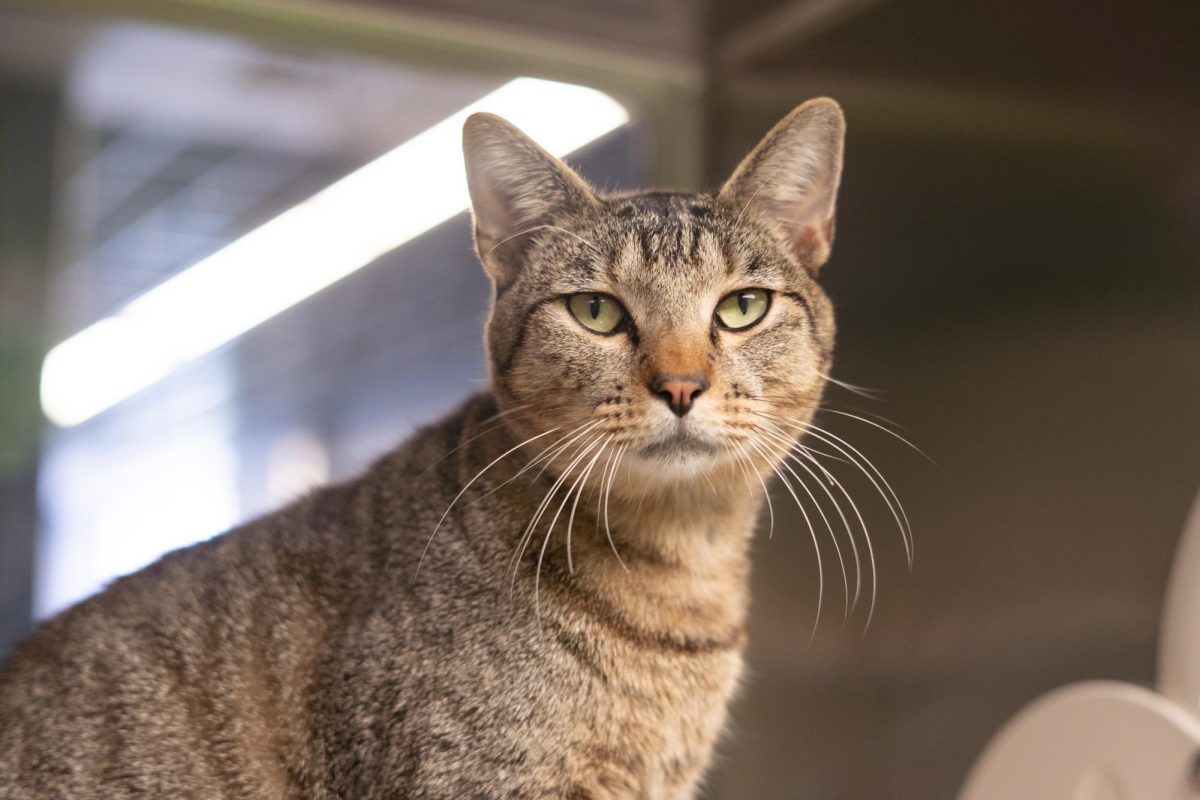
[548,615,747,798]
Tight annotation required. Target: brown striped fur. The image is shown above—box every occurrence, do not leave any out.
[0,98,845,798]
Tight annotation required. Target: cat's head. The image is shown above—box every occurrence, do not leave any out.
[463,100,844,486]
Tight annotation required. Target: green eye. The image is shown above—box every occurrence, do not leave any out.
[568,293,626,334]
[715,289,770,330]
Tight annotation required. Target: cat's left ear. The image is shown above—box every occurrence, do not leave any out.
[719,98,845,272]
[462,112,598,283]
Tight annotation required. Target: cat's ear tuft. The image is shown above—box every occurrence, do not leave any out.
[462,113,597,282]
[719,98,845,272]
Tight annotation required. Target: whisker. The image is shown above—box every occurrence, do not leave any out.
[533,437,606,619]
[509,430,602,594]
[819,373,883,400]
[818,410,940,471]
[415,425,562,579]
[485,223,602,259]
[526,415,616,486]
[798,444,855,466]
[755,423,860,617]
[727,441,759,501]
[567,436,611,574]
[745,436,830,636]
[602,443,630,571]
[592,446,617,532]
[804,422,913,569]
[731,443,772,539]
[629,450,652,530]
[749,432,849,623]
[758,420,880,633]
[464,420,603,511]
[750,392,931,465]
[800,446,878,632]
[512,430,602,566]
[762,411,913,569]
[418,403,534,476]
[734,179,770,226]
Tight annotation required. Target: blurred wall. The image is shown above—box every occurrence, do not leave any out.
[704,2,1200,796]
[0,74,58,657]
[708,127,1200,797]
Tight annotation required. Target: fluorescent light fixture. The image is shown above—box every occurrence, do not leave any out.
[41,78,628,427]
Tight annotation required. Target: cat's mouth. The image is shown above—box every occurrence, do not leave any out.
[638,428,718,461]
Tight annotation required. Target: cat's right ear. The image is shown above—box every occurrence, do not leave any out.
[719,98,845,272]
[462,113,597,283]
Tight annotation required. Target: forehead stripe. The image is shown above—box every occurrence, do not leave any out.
[499,296,557,373]
[783,290,824,354]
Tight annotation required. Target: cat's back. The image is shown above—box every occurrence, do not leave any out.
[0,486,353,796]
[0,398,473,798]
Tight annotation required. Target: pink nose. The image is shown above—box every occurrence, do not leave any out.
[650,375,708,417]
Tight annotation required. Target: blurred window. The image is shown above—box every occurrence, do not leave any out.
[35,20,643,617]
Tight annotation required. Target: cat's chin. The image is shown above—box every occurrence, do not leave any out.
[638,430,717,460]
[627,429,728,481]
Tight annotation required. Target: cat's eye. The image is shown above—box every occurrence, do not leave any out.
[715,289,770,330]
[568,293,626,334]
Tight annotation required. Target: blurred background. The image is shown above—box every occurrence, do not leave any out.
[0,0,1197,796]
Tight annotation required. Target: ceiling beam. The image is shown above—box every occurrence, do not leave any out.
[0,0,703,92]
[718,71,1196,156]
[715,0,883,72]
[0,0,714,186]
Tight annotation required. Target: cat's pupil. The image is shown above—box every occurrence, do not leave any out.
[738,294,750,315]
[589,295,601,319]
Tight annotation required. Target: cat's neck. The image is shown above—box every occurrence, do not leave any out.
[577,471,761,641]
[606,470,762,566]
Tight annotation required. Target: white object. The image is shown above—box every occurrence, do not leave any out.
[1160,489,1200,714]
[960,492,1200,800]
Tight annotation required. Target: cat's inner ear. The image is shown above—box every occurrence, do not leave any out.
[462,112,597,282]
[719,98,845,271]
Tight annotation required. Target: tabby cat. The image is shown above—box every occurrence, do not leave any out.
[0,97,845,798]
